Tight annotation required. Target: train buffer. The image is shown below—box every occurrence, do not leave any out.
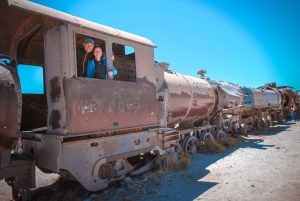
[0,150,36,201]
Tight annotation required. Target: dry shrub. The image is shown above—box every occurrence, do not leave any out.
[199,140,225,154]
[178,153,191,170]
[162,151,191,171]
[219,136,239,148]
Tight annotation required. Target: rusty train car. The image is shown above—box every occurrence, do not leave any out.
[0,0,299,199]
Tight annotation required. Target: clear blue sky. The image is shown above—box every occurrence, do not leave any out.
[31,0,300,90]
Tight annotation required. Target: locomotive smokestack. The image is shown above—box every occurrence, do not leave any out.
[160,62,170,71]
[265,82,276,88]
[197,70,208,80]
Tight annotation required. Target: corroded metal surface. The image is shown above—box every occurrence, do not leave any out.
[21,95,47,131]
[0,0,58,58]
[277,86,299,117]
[58,131,162,191]
[164,71,215,127]
[65,78,158,134]
[241,87,282,108]
[0,64,21,149]
[215,81,243,109]
[7,0,155,47]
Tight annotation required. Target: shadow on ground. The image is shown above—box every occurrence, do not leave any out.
[155,122,293,201]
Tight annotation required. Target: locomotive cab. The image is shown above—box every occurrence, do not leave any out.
[1,0,164,192]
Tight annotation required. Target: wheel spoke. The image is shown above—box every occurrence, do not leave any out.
[183,136,199,155]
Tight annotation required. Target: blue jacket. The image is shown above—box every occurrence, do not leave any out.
[87,57,117,79]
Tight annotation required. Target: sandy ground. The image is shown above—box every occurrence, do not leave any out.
[0,121,300,201]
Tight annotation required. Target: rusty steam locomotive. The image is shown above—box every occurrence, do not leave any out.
[0,0,299,199]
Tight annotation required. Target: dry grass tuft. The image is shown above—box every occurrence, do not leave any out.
[219,136,239,148]
[161,151,191,172]
[178,153,191,170]
[199,140,225,154]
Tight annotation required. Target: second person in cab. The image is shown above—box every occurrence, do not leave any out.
[87,46,117,79]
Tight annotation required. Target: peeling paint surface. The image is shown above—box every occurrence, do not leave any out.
[50,110,61,130]
[0,65,20,149]
[50,76,61,103]
[67,78,158,134]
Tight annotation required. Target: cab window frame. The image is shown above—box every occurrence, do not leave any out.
[74,32,108,78]
[111,41,137,82]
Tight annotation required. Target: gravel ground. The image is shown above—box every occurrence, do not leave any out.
[1,120,300,201]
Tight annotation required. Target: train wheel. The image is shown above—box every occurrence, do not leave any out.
[200,132,215,142]
[231,125,237,137]
[182,136,199,155]
[169,141,183,158]
[268,116,273,126]
[254,120,258,130]
[214,129,226,141]
[237,127,242,135]
[278,113,284,123]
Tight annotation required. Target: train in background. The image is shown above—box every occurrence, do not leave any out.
[0,0,299,200]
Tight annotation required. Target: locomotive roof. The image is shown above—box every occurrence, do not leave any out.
[6,0,155,47]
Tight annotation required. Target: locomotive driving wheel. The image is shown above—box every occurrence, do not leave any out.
[268,116,273,126]
[278,113,284,123]
[169,141,183,157]
[231,122,237,137]
[214,129,226,141]
[261,119,266,128]
[199,132,215,142]
[182,136,199,155]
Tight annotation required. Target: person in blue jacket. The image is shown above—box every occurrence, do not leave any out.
[87,46,117,79]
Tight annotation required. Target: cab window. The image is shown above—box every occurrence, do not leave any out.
[112,43,136,82]
[75,33,106,77]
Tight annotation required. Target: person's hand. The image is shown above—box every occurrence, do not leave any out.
[108,71,114,78]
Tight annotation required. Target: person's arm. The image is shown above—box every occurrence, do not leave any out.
[87,60,94,78]
[107,66,117,78]
[111,66,117,76]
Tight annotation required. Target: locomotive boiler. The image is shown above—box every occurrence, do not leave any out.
[240,85,283,130]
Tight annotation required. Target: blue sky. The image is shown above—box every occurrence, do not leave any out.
[18,65,44,94]
[31,0,300,90]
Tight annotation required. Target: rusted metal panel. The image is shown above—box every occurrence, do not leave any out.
[66,78,158,134]
[277,86,299,117]
[0,64,21,150]
[49,76,61,103]
[278,88,291,107]
[0,0,30,57]
[22,134,62,172]
[0,0,58,58]
[241,87,282,108]
[216,81,243,109]
[164,71,215,127]
[262,89,282,106]
[21,95,47,131]
[7,0,155,48]
[59,131,162,191]
[186,75,215,119]
[45,24,69,134]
